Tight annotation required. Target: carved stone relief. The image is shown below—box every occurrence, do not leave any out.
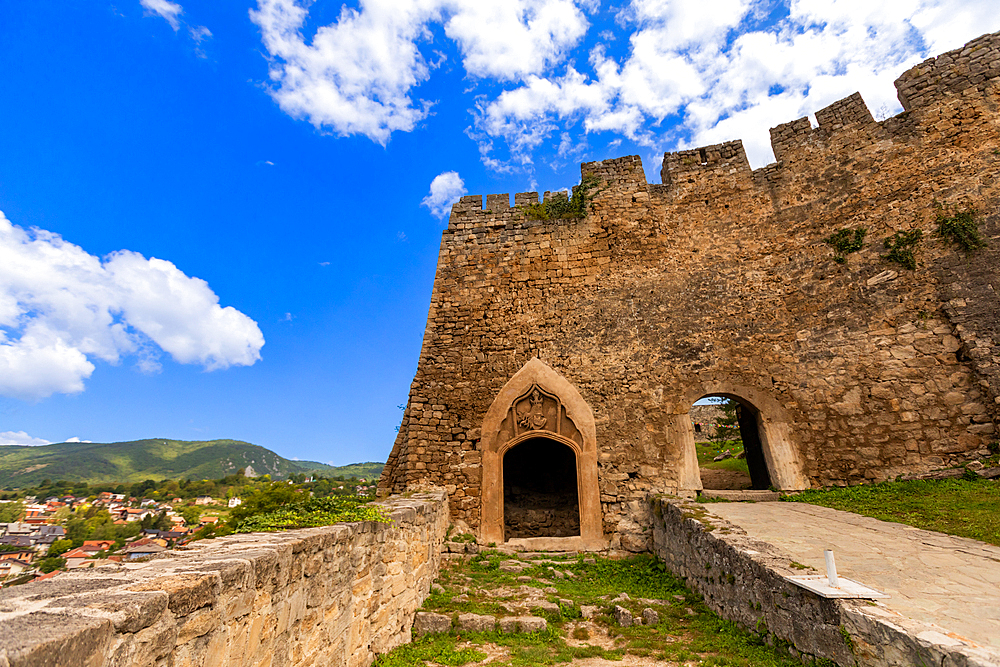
[495,385,585,449]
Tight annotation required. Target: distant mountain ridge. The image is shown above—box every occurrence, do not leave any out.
[0,438,383,488]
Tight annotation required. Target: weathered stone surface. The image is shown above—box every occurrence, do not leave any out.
[0,613,113,667]
[381,31,1000,548]
[499,616,548,633]
[580,605,599,619]
[457,613,495,632]
[641,608,659,626]
[532,601,560,614]
[0,491,449,667]
[613,605,634,627]
[413,612,452,636]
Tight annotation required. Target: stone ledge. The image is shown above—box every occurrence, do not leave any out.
[0,490,449,667]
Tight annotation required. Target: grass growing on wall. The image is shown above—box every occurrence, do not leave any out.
[785,477,1000,546]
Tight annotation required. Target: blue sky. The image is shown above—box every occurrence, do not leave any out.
[1,0,997,464]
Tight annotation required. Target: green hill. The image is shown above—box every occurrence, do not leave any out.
[0,439,383,488]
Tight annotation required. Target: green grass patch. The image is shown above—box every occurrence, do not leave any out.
[373,634,487,667]
[696,441,750,473]
[785,478,1000,546]
[380,553,825,667]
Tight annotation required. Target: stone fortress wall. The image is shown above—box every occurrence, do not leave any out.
[380,31,1000,547]
[0,491,448,667]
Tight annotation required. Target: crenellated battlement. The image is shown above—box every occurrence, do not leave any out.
[895,31,1000,111]
[448,30,1000,225]
[660,140,752,193]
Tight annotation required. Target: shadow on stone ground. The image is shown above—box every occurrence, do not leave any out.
[698,468,751,490]
[375,550,825,667]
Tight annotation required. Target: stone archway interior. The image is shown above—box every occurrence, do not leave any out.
[503,437,580,538]
[735,402,773,490]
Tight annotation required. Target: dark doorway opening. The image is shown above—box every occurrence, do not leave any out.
[503,438,580,539]
[736,403,772,490]
[694,396,772,491]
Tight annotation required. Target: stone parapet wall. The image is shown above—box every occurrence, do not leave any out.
[649,496,999,667]
[0,490,448,667]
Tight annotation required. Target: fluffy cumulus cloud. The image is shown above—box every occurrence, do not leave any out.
[0,431,51,446]
[250,0,591,144]
[421,171,466,218]
[0,212,265,400]
[250,0,1000,170]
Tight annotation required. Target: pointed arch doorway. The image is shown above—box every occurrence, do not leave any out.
[480,359,603,547]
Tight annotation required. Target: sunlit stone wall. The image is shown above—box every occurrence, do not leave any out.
[0,490,448,667]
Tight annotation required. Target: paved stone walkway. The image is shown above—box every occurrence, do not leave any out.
[707,502,1000,651]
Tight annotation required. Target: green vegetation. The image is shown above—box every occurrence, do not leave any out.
[696,441,749,473]
[47,539,72,557]
[232,495,389,533]
[0,500,23,522]
[375,635,488,667]
[710,399,741,445]
[935,204,988,254]
[378,554,821,667]
[785,477,1000,546]
[522,175,603,220]
[37,557,66,573]
[824,226,867,263]
[65,507,142,547]
[882,229,923,270]
[0,438,382,490]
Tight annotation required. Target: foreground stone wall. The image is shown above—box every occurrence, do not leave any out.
[0,490,448,667]
[381,30,1000,544]
[649,496,998,667]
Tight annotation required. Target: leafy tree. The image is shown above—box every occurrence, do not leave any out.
[228,482,301,524]
[38,557,66,573]
[47,539,73,557]
[179,506,202,527]
[0,500,24,523]
[141,510,171,531]
[129,479,157,499]
[710,398,742,445]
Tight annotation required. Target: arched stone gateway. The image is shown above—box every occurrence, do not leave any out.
[480,359,603,547]
[672,381,809,494]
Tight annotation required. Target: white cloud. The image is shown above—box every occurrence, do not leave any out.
[249,0,1000,171]
[443,0,589,80]
[249,0,592,144]
[0,431,51,446]
[473,0,1000,169]
[189,25,212,43]
[65,437,92,443]
[421,171,466,219]
[0,211,265,400]
[140,0,211,51]
[141,0,183,30]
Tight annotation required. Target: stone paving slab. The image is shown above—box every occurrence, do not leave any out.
[707,502,1000,651]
